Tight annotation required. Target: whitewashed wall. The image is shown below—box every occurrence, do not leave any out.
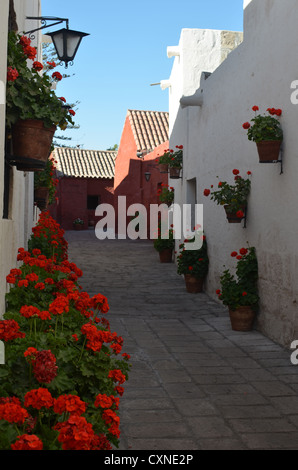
[165,0,298,347]
[0,0,41,317]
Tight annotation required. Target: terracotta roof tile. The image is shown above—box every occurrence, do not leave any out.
[127,110,169,151]
[52,147,116,179]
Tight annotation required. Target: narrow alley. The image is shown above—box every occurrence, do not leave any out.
[66,231,298,450]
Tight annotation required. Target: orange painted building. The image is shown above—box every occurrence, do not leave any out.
[114,110,169,235]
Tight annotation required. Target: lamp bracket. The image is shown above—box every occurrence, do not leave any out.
[24,16,69,39]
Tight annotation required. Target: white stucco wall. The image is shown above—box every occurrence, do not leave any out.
[166,0,298,347]
[0,0,41,317]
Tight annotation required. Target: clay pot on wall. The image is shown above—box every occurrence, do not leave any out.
[224,205,246,224]
[169,167,181,179]
[256,140,282,163]
[11,119,56,171]
[158,163,168,173]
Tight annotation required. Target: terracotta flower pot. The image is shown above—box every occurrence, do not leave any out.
[159,248,173,263]
[169,167,181,179]
[12,119,56,171]
[184,274,204,293]
[224,205,246,223]
[256,140,282,162]
[74,224,84,231]
[228,306,256,331]
[34,187,49,211]
[158,163,168,173]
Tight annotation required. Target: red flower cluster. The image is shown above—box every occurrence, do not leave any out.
[0,401,28,424]
[90,293,109,314]
[94,394,114,409]
[24,388,54,410]
[49,295,69,316]
[11,434,43,450]
[54,415,95,450]
[53,395,86,416]
[1,211,130,450]
[7,66,19,82]
[231,247,248,260]
[267,107,282,116]
[108,369,126,385]
[33,61,43,72]
[47,61,56,69]
[19,35,37,60]
[52,71,62,81]
[30,350,58,384]
[0,319,25,341]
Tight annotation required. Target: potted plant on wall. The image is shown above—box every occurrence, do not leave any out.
[242,106,283,162]
[153,225,175,263]
[73,218,84,230]
[34,154,58,210]
[6,32,75,171]
[177,232,209,293]
[168,145,183,179]
[156,149,172,173]
[216,246,259,331]
[157,184,174,206]
[203,169,251,223]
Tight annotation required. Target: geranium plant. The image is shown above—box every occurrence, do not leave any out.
[153,226,175,252]
[157,184,174,206]
[0,212,130,450]
[242,106,283,143]
[177,232,209,280]
[6,32,74,130]
[156,145,183,168]
[73,218,84,226]
[203,169,251,218]
[34,154,58,206]
[156,149,174,166]
[168,145,183,169]
[216,246,259,311]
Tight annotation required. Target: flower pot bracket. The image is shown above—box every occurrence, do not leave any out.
[5,153,46,171]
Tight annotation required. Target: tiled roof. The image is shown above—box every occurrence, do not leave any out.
[52,147,116,179]
[127,110,169,151]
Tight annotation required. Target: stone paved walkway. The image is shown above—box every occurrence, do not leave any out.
[66,231,298,450]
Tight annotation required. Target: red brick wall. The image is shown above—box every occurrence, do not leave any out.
[50,177,114,230]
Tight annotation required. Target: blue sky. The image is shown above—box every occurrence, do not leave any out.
[41,0,244,150]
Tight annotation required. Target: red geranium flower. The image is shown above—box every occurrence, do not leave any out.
[7,66,19,81]
[0,319,25,341]
[242,122,251,129]
[22,45,37,60]
[33,61,43,71]
[11,434,43,450]
[236,210,244,219]
[232,169,240,175]
[69,109,76,116]
[252,105,259,112]
[203,189,210,196]
[24,388,54,410]
[52,71,62,81]
[47,61,56,69]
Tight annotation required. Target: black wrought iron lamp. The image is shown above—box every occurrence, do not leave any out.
[144,171,151,182]
[25,16,89,67]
